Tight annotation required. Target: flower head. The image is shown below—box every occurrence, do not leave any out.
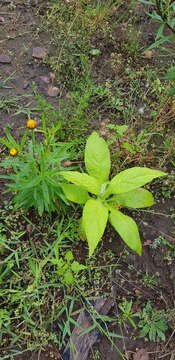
[9,148,18,156]
[26,119,37,129]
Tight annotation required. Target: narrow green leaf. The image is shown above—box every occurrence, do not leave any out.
[61,183,90,204]
[42,181,50,205]
[109,209,142,255]
[146,34,175,50]
[13,176,41,190]
[110,188,155,208]
[85,132,111,182]
[83,199,108,257]
[107,167,166,195]
[60,171,100,195]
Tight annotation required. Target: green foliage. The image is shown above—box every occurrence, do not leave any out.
[0,112,74,216]
[140,0,175,53]
[111,189,154,208]
[163,67,175,95]
[60,132,166,256]
[83,199,108,257]
[118,300,139,328]
[0,209,87,351]
[45,0,118,85]
[49,250,86,285]
[138,301,168,341]
[107,124,129,138]
[109,209,141,254]
[85,131,111,182]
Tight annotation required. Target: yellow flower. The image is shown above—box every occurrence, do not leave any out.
[26,119,37,129]
[9,148,18,156]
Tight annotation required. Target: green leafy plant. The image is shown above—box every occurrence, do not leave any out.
[163,67,175,95]
[0,308,11,343]
[138,301,168,341]
[49,250,86,285]
[107,124,129,138]
[60,132,166,256]
[139,0,175,53]
[0,120,74,216]
[118,299,139,329]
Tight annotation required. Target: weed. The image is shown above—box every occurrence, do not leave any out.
[49,250,86,286]
[0,71,16,89]
[123,25,141,56]
[140,0,175,53]
[0,206,86,352]
[142,272,158,288]
[163,66,175,95]
[150,235,175,264]
[0,97,19,113]
[0,102,75,215]
[138,301,168,341]
[44,0,120,84]
[118,299,138,329]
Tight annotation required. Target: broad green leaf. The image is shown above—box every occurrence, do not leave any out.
[85,132,111,182]
[61,183,90,204]
[63,271,74,285]
[107,167,166,195]
[89,49,101,55]
[109,209,142,255]
[83,199,108,257]
[60,171,100,195]
[107,124,128,137]
[110,188,155,208]
[78,217,86,241]
[64,251,74,262]
[122,141,136,154]
[71,261,87,273]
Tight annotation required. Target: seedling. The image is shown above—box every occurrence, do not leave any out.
[139,0,175,53]
[0,120,74,216]
[118,299,138,329]
[138,301,168,341]
[49,250,86,286]
[60,132,166,257]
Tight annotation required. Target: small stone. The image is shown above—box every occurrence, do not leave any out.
[143,50,154,59]
[138,107,145,115]
[39,75,50,84]
[62,160,72,167]
[47,85,59,97]
[26,224,33,235]
[32,47,47,59]
[0,16,5,23]
[23,80,29,89]
[49,72,56,82]
[0,55,11,63]
[133,349,149,360]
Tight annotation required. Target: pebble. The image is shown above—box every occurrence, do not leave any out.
[32,47,47,59]
[0,54,11,63]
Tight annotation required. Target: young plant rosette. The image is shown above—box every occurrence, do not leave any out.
[60,132,166,257]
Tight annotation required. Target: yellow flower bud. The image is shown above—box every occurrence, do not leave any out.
[26,119,37,129]
[9,148,18,156]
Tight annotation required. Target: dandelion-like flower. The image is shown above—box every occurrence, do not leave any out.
[9,148,18,156]
[26,119,37,129]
